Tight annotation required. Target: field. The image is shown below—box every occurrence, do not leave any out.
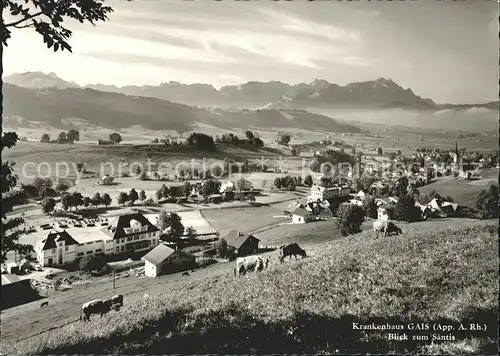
[1,218,496,355]
[418,170,499,205]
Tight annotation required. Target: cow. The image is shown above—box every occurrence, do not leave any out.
[234,255,269,277]
[110,294,123,310]
[182,272,190,276]
[373,220,402,238]
[278,243,307,263]
[40,301,49,308]
[80,299,112,322]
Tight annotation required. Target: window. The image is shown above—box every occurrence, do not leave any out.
[121,246,125,252]
[87,250,93,254]
[121,238,125,243]
[52,248,56,254]
[116,247,120,252]
[127,237,132,242]
[77,252,84,257]
[65,246,68,251]
[86,242,93,245]
[96,249,102,253]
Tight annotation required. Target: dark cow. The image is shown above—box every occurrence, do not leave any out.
[40,301,49,308]
[278,243,307,263]
[110,294,123,310]
[373,220,402,238]
[80,299,112,322]
[234,255,269,277]
[182,272,190,276]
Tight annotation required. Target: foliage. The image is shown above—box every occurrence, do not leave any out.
[361,195,378,219]
[336,204,364,236]
[201,179,221,196]
[274,175,296,190]
[473,185,498,219]
[278,133,291,146]
[41,197,56,214]
[54,182,70,193]
[393,177,409,198]
[109,132,122,143]
[304,175,313,187]
[40,133,51,143]
[66,129,80,144]
[78,254,107,273]
[32,177,53,197]
[101,193,112,207]
[117,192,129,206]
[21,184,40,198]
[91,192,101,206]
[139,190,147,202]
[83,196,91,208]
[185,226,197,239]
[128,189,139,204]
[215,238,229,258]
[245,130,254,140]
[393,194,421,222]
[158,212,184,241]
[181,182,192,197]
[186,133,216,151]
[310,149,355,174]
[377,147,383,155]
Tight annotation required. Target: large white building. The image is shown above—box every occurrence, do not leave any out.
[309,184,350,201]
[35,213,161,267]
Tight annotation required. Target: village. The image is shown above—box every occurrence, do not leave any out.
[2,135,497,312]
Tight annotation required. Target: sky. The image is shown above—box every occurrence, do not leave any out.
[2,0,498,104]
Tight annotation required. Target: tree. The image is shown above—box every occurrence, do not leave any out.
[139,190,147,202]
[278,133,291,146]
[58,131,68,143]
[101,193,112,207]
[274,177,283,189]
[473,185,498,219]
[91,192,101,207]
[304,175,313,187]
[393,194,421,222]
[245,130,254,140]
[67,129,80,144]
[79,255,107,273]
[394,177,409,198]
[109,132,122,143]
[117,192,129,206]
[40,133,51,143]
[185,226,197,240]
[61,193,72,211]
[215,238,229,258]
[158,212,184,241]
[251,137,264,147]
[21,184,39,198]
[32,177,53,197]
[83,196,91,208]
[54,182,70,193]
[201,179,220,196]
[362,195,378,219]
[336,204,365,236]
[71,192,83,209]
[155,189,163,202]
[377,147,383,155]
[128,189,139,205]
[181,182,192,197]
[41,197,56,215]
[397,149,402,156]
[2,0,113,51]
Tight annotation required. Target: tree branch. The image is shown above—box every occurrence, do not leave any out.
[4,11,43,28]
[13,23,35,29]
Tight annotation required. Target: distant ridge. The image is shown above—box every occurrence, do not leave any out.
[5,71,497,111]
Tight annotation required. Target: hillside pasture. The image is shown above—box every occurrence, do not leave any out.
[2,219,497,355]
[418,178,498,205]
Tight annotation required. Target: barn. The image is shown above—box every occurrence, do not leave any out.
[142,244,196,277]
[222,230,260,257]
[1,274,41,310]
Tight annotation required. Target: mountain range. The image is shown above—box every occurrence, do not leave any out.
[6,71,498,111]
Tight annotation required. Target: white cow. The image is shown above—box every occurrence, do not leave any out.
[234,255,269,276]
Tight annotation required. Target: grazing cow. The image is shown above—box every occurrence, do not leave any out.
[278,243,307,263]
[182,272,190,276]
[80,299,112,322]
[234,255,269,277]
[110,294,123,310]
[373,220,402,238]
[40,301,49,308]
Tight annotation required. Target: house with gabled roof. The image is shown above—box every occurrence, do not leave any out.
[292,208,315,224]
[222,230,260,257]
[142,243,196,277]
[103,212,160,254]
[35,230,79,267]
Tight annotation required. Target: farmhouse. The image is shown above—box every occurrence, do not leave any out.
[104,213,161,254]
[284,200,304,215]
[292,208,315,224]
[142,244,196,277]
[222,230,260,257]
[35,230,80,267]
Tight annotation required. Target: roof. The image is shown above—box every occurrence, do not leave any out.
[222,229,259,249]
[141,244,176,265]
[39,230,79,251]
[1,274,22,285]
[104,212,159,240]
[284,201,303,213]
[293,208,313,217]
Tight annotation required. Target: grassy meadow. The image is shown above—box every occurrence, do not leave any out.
[3,219,497,355]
